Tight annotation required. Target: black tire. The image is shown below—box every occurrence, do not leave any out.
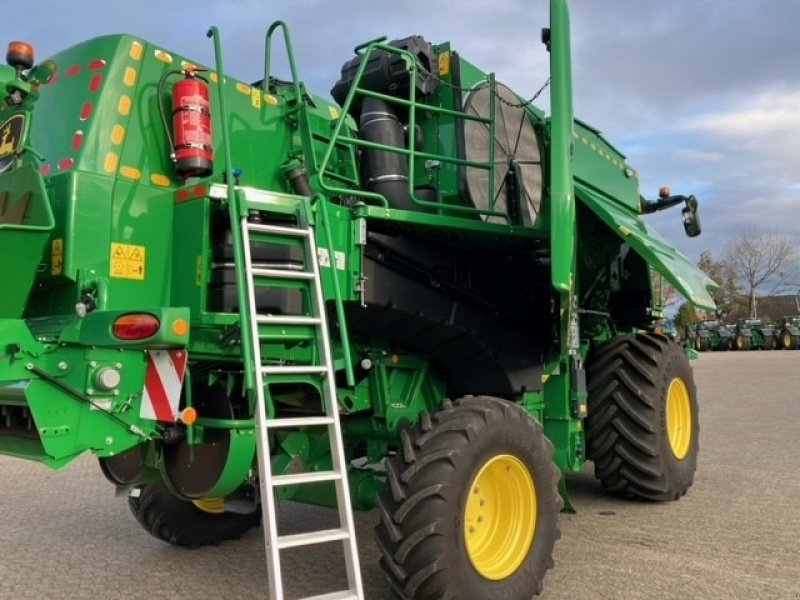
[735,334,751,351]
[128,482,260,547]
[586,333,699,501]
[375,396,562,599]
[718,338,730,351]
[781,330,799,350]
[763,335,777,351]
[694,337,706,352]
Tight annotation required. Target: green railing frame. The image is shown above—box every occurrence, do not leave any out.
[262,21,356,387]
[317,42,509,222]
[207,26,257,392]
[263,21,303,112]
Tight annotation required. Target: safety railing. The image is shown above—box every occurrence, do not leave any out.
[317,41,509,222]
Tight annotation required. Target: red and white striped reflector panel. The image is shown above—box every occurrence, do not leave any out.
[140,350,187,422]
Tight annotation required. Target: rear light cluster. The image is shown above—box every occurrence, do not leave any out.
[113,314,160,340]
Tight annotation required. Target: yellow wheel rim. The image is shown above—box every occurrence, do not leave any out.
[784,333,792,349]
[666,378,692,460]
[464,454,536,580]
[192,497,226,514]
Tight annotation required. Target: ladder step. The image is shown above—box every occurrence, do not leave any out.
[271,470,342,487]
[247,222,309,237]
[252,267,314,280]
[303,591,359,600]
[277,528,350,550]
[257,315,322,326]
[262,365,328,376]
[265,416,335,429]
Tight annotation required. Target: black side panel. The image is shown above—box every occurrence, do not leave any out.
[347,231,548,395]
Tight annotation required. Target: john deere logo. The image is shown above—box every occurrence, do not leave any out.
[0,114,25,173]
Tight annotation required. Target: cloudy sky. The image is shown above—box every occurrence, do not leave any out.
[9,0,800,260]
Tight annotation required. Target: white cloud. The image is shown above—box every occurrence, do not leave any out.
[685,88,800,137]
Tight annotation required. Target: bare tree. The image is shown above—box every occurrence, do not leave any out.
[651,270,679,311]
[723,229,799,318]
[697,250,739,318]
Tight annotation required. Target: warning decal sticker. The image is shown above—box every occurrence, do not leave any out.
[51,238,63,275]
[110,242,146,280]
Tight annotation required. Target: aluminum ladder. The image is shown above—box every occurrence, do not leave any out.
[239,207,364,600]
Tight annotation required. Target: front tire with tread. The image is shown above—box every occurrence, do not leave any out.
[376,396,562,599]
[586,333,699,501]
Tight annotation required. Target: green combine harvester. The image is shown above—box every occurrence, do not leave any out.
[0,2,717,598]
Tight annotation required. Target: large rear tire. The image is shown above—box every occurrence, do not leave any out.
[375,396,562,599]
[128,482,260,547]
[586,333,699,501]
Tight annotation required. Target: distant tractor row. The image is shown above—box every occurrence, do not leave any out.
[686,317,800,351]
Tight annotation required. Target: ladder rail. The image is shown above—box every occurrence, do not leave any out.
[305,223,364,598]
[240,216,285,598]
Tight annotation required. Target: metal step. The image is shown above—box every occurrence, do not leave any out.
[262,365,328,376]
[271,470,342,487]
[265,416,335,429]
[277,528,350,550]
[247,222,309,237]
[252,267,314,280]
[303,591,359,600]
[257,315,322,327]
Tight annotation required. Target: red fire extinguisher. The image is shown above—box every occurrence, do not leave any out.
[159,70,213,178]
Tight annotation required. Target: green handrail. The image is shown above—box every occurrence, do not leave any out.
[207,26,256,392]
[315,194,355,387]
[317,42,506,221]
[263,20,304,109]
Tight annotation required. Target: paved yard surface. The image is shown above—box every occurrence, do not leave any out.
[1,351,799,599]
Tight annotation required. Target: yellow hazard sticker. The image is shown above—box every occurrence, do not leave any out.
[438,52,450,77]
[51,238,63,275]
[329,106,340,120]
[251,88,261,109]
[110,242,146,280]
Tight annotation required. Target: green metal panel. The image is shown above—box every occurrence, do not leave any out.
[0,164,54,318]
[576,181,717,310]
[573,119,641,212]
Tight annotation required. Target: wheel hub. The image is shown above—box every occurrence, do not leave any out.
[464,454,536,580]
[666,377,692,459]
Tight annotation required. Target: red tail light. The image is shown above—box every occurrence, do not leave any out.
[113,314,160,340]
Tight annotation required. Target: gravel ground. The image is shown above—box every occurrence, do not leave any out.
[1,350,799,599]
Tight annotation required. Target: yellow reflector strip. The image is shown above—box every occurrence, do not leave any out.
[155,49,173,64]
[118,95,131,116]
[110,124,125,145]
[251,88,261,108]
[130,41,143,61]
[104,152,119,173]
[209,72,218,83]
[123,67,137,87]
[329,106,340,119]
[236,82,250,95]
[151,173,170,187]
[120,166,141,180]
[264,94,278,106]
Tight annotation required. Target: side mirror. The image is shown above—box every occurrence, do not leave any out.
[682,195,701,237]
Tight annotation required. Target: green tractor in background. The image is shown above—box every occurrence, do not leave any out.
[687,319,730,351]
[732,318,776,350]
[775,316,800,350]
[732,319,755,350]
[0,2,718,598]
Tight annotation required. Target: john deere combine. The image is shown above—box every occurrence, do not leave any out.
[0,1,716,598]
